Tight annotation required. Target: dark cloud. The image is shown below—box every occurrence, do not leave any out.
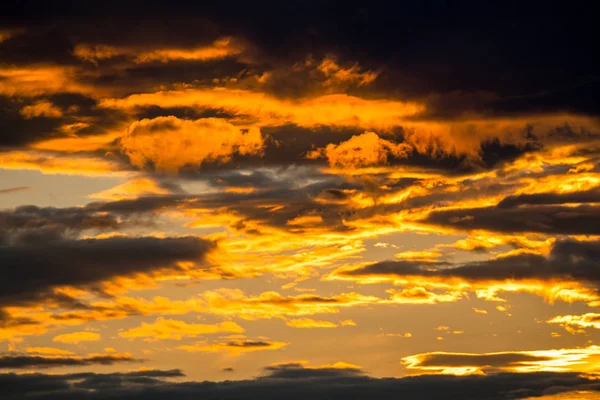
[1,1,597,115]
[1,366,599,399]
[0,96,66,146]
[0,205,124,244]
[425,204,600,235]
[497,187,600,208]
[0,236,215,308]
[0,353,142,369]
[343,239,600,286]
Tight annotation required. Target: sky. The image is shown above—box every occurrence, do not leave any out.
[1,2,600,399]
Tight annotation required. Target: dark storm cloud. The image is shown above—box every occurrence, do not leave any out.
[1,1,598,117]
[0,236,215,307]
[1,366,599,400]
[0,353,142,369]
[343,239,600,285]
[425,204,600,235]
[497,187,600,208]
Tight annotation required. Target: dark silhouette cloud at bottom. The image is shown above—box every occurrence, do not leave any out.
[1,364,599,400]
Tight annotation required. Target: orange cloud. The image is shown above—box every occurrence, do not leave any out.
[74,37,243,64]
[402,346,600,375]
[52,331,101,344]
[548,313,600,334]
[285,318,338,328]
[26,347,74,356]
[0,150,126,176]
[307,131,413,167]
[99,88,425,129]
[178,336,288,355]
[119,317,244,341]
[20,100,63,119]
[119,117,264,172]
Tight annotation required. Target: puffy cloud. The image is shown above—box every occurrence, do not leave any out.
[118,117,264,172]
[19,100,63,119]
[307,131,412,167]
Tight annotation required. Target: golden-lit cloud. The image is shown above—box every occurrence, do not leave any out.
[26,347,74,356]
[74,37,243,64]
[198,289,381,320]
[402,346,600,375]
[19,100,63,119]
[387,287,464,305]
[0,66,95,97]
[285,318,338,328]
[178,336,288,355]
[119,117,264,172]
[99,88,425,129]
[119,317,244,341]
[0,150,126,176]
[30,131,122,153]
[52,331,101,344]
[548,313,600,334]
[307,131,412,167]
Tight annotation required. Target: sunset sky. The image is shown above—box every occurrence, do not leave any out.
[1,2,600,399]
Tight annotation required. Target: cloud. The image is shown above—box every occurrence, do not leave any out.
[548,313,600,334]
[118,117,264,172]
[0,150,127,176]
[119,317,244,341]
[425,204,600,235]
[74,36,244,64]
[307,131,412,167]
[89,178,179,200]
[285,318,338,328]
[198,289,380,320]
[52,331,100,344]
[0,236,215,309]
[178,337,288,355]
[26,347,74,356]
[99,88,425,130]
[402,345,600,375]
[332,239,600,305]
[19,100,63,119]
[0,187,30,195]
[1,367,599,400]
[0,351,140,369]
